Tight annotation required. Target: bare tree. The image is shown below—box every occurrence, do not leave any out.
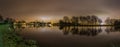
[63,16,70,23]
[71,16,79,25]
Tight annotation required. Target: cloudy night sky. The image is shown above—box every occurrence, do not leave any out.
[0,0,120,22]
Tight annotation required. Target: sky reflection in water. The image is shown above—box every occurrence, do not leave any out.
[13,25,120,47]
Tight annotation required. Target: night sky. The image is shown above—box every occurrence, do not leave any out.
[0,0,120,22]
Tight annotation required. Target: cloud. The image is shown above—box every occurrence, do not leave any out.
[0,0,120,21]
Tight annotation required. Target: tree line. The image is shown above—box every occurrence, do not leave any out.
[59,15,102,26]
[1,14,120,26]
[0,15,15,24]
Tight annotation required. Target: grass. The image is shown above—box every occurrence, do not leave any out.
[0,24,38,47]
[0,24,10,47]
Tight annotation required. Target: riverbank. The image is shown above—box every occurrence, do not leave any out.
[0,24,38,47]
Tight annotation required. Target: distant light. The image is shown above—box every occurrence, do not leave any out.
[40,16,52,21]
[101,23,105,25]
[97,14,109,23]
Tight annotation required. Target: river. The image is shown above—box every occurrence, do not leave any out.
[13,25,120,47]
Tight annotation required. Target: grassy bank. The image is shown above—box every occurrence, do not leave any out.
[0,24,38,47]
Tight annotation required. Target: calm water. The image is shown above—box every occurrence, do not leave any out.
[13,25,120,47]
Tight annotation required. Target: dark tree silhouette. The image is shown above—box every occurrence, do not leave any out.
[59,19,64,25]
[63,16,70,23]
[71,16,79,25]
[86,16,91,23]
[4,18,15,24]
[79,15,102,25]
[114,20,120,26]
[91,15,98,24]
[59,15,102,26]
[18,20,26,23]
[0,14,3,21]
[98,19,102,24]
[79,16,84,24]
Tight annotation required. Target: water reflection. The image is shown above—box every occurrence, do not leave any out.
[105,26,120,34]
[12,25,120,47]
[13,24,120,36]
[59,26,102,36]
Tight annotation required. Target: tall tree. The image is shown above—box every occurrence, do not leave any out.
[71,16,79,25]
[98,19,102,24]
[63,16,69,23]
[79,16,89,24]
[59,19,64,25]
[79,16,83,23]
[91,15,98,24]
[0,15,3,21]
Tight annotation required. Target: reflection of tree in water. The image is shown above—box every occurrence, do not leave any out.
[59,26,102,36]
[105,26,120,33]
[13,24,26,29]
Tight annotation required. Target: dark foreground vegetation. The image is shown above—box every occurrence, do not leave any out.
[0,14,39,47]
[0,24,38,47]
[0,24,39,47]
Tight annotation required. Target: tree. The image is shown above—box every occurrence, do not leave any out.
[71,16,79,25]
[91,15,99,24]
[114,20,120,26]
[105,17,111,25]
[19,20,26,23]
[0,15,3,21]
[79,16,85,24]
[4,18,15,24]
[86,15,91,24]
[59,19,64,25]
[98,19,102,24]
[63,16,70,23]
[79,16,90,25]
